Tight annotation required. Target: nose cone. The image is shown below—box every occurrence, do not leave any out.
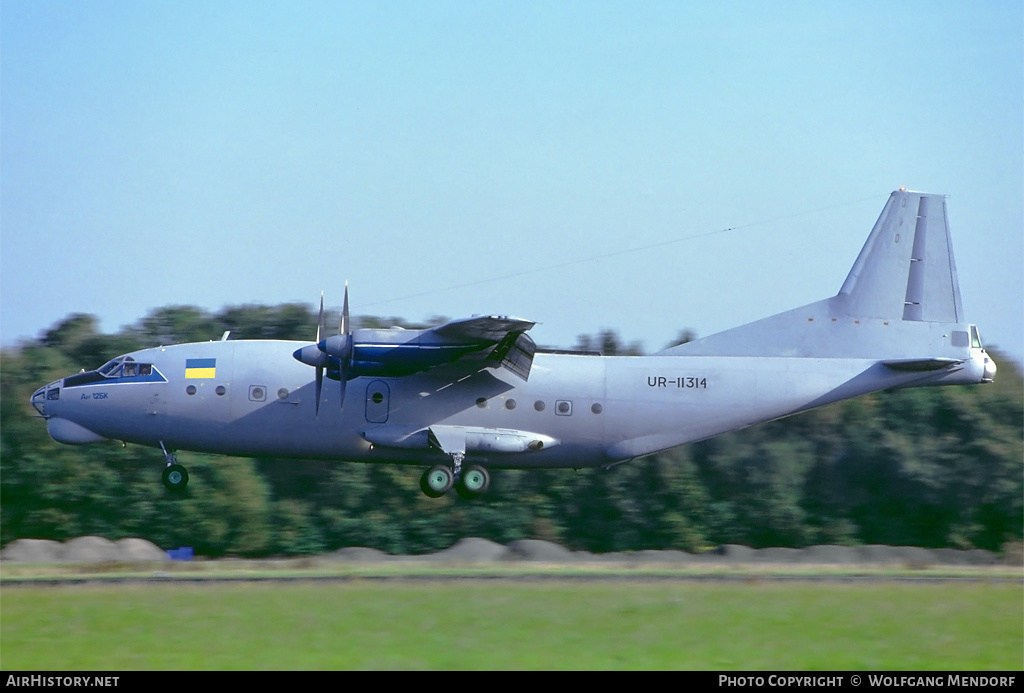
[293,344,328,368]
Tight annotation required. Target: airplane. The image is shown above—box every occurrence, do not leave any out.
[30,189,997,498]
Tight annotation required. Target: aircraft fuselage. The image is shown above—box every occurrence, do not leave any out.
[32,334,991,471]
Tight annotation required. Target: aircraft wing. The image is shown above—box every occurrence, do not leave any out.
[316,314,539,382]
[430,315,536,342]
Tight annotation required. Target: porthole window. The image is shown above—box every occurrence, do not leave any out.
[556,400,572,416]
[277,388,289,400]
[372,392,384,404]
[186,385,197,396]
[476,397,487,408]
[215,385,226,396]
[534,400,545,412]
[505,399,516,410]
[591,403,603,414]
[249,386,266,402]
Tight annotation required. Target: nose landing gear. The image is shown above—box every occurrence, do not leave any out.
[160,441,189,492]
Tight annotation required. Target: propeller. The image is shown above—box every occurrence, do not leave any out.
[292,284,353,416]
[320,283,353,410]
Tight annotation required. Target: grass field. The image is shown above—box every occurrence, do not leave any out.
[2,577,1021,670]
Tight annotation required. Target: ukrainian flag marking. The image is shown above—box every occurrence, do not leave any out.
[185,358,216,379]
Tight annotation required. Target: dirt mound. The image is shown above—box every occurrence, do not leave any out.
[2,536,167,563]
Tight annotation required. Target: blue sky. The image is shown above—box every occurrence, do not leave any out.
[2,1,1022,365]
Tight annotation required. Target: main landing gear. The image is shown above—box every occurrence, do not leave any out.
[419,452,491,499]
[160,441,189,492]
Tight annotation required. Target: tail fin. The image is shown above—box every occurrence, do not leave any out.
[836,190,963,323]
[663,189,977,361]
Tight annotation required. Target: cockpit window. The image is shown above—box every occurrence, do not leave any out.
[63,356,165,387]
[98,356,135,377]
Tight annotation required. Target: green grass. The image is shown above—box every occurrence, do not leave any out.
[2,580,1021,670]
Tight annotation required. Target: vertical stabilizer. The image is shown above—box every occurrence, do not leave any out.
[662,189,977,360]
[837,190,963,322]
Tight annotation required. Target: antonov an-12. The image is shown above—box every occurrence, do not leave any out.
[31,190,996,498]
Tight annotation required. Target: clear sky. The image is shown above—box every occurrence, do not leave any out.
[3,1,1022,366]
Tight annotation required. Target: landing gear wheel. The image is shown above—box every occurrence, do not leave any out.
[420,465,454,498]
[456,465,490,499]
[162,464,189,491]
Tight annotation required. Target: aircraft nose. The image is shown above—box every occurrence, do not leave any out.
[30,380,61,417]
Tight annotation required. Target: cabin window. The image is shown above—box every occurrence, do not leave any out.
[591,403,603,414]
[505,399,516,410]
[556,400,572,416]
[534,400,545,412]
[249,386,266,402]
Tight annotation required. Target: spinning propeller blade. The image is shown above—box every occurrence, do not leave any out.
[337,283,350,410]
[292,287,351,416]
[314,293,325,417]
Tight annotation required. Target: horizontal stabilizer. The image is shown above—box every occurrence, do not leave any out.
[881,358,963,372]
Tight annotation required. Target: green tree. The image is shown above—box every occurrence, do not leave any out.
[3,306,1020,557]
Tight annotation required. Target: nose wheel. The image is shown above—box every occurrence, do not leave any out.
[162,463,189,491]
[160,441,189,491]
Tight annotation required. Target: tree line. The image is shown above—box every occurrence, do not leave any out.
[2,304,1020,556]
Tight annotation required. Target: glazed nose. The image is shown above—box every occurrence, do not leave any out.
[30,381,60,416]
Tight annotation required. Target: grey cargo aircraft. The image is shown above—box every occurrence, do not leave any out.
[31,189,996,498]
